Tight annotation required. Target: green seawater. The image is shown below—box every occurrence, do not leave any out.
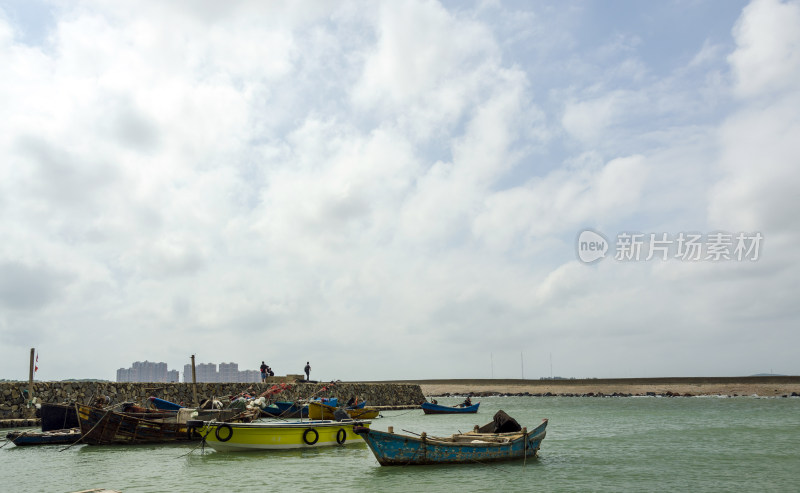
[2,396,798,492]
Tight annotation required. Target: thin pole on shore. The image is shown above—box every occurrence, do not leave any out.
[191,355,198,407]
[490,353,493,379]
[27,348,35,409]
[520,352,524,380]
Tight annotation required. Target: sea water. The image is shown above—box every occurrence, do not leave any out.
[1,395,798,492]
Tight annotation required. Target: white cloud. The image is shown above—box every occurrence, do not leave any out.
[0,1,797,381]
[728,0,800,98]
[352,0,503,140]
[473,154,647,251]
[561,90,649,144]
[710,0,800,235]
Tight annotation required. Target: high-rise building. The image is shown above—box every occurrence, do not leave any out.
[240,370,261,383]
[116,368,133,382]
[183,364,193,383]
[133,361,167,382]
[218,362,239,382]
[181,362,263,383]
[196,362,218,383]
[116,361,173,382]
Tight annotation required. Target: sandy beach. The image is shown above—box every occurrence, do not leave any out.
[404,376,800,398]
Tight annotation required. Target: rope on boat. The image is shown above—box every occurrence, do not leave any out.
[378,408,417,418]
[177,428,213,458]
[58,405,120,452]
[1,430,32,449]
[400,444,422,467]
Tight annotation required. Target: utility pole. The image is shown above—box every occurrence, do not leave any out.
[27,348,35,411]
[191,354,198,407]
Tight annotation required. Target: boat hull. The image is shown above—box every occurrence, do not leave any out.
[355,419,547,465]
[76,404,195,445]
[6,428,81,446]
[192,420,371,451]
[421,402,480,414]
[306,401,335,420]
[345,407,380,420]
[307,401,380,420]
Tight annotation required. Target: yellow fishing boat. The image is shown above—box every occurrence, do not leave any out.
[346,407,380,420]
[187,419,371,451]
[307,401,380,420]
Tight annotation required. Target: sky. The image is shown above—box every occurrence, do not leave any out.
[1,0,798,382]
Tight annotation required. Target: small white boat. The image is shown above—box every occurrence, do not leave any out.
[187,418,371,451]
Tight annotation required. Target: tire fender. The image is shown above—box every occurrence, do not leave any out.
[303,428,319,445]
[215,424,233,442]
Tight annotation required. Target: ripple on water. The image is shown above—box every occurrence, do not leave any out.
[1,397,799,492]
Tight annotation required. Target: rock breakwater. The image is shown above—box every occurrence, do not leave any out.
[0,381,425,420]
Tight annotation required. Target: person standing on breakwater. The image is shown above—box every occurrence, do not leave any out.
[304,361,311,381]
[260,361,268,382]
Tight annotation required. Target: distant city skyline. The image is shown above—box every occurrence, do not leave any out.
[181,361,263,384]
[116,360,179,383]
[116,360,265,383]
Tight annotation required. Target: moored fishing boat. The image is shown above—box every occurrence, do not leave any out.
[345,407,380,420]
[75,403,194,445]
[5,428,81,446]
[119,402,177,418]
[347,400,367,409]
[307,400,380,420]
[421,401,480,414]
[269,401,308,418]
[75,403,257,445]
[187,418,372,451]
[354,411,547,465]
[259,404,284,418]
[148,396,183,411]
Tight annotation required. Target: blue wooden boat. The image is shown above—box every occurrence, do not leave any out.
[5,428,81,446]
[421,401,480,414]
[316,397,338,407]
[346,400,366,410]
[271,401,309,418]
[354,415,548,465]
[148,396,183,411]
[259,404,284,418]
